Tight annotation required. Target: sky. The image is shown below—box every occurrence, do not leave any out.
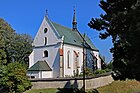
[0,0,113,62]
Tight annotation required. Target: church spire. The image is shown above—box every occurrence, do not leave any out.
[72,6,77,30]
[45,9,48,17]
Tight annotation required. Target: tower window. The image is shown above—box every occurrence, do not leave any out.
[44,50,48,57]
[44,37,47,45]
[44,28,48,33]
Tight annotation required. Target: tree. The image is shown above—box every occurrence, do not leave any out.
[0,18,32,66]
[0,18,15,65]
[7,34,32,65]
[0,18,32,92]
[88,0,140,80]
[0,62,32,93]
[0,31,7,65]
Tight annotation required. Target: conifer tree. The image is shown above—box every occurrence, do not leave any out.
[88,0,140,80]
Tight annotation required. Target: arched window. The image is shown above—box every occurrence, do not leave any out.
[67,51,70,68]
[77,52,80,67]
[44,37,47,45]
[44,50,48,57]
[44,28,48,33]
[74,51,80,68]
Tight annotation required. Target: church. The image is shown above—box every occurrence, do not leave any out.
[27,10,103,78]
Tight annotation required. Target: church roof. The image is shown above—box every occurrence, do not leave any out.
[52,22,83,46]
[28,61,52,71]
[51,22,98,51]
[99,54,105,62]
[84,35,98,51]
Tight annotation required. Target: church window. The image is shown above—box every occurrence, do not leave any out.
[44,37,47,45]
[67,51,70,68]
[77,52,80,67]
[44,50,48,57]
[74,51,80,68]
[44,28,48,33]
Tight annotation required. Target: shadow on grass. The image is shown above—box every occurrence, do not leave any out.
[56,78,99,93]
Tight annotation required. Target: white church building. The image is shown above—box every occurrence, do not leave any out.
[27,10,102,78]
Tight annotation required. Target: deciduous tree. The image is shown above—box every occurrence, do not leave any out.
[0,18,32,66]
[0,18,32,92]
[0,62,32,93]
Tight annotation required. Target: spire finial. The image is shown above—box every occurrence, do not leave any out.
[73,6,76,22]
[45,9,48,16]
[72,6,77,31]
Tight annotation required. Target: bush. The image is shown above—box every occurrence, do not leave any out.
[85,68,94,76]
[104,68,112,72]
[0,62,32,93]
[94,69,106,75]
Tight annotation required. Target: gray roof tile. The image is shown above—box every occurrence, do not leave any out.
[28,61,52,71]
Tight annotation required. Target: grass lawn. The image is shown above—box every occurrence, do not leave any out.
[97,79,140,93]
[24,80,140,93]
[24,88,58,93]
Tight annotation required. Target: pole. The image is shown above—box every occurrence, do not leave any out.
[82,33,85,91]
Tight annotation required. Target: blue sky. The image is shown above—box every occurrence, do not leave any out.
[0,0,113,62]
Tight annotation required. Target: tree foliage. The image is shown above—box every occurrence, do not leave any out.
[0,18,32,65]
[7,34,33,65]
[0,62,32,93]
[0,18,32,92]
[88,0,140,80]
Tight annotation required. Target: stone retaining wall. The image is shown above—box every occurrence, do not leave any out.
[30,73,114,89]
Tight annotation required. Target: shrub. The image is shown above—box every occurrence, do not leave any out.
[85,68,94,76]
[94,69,106,75]
[104,68,112,72]
[0,62,32,93]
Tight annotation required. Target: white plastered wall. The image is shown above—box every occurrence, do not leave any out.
[29,51,34,68]
[29,16,61,78]
[33,17,59,47]
[93,51,101,69]
[42,71,52,78]
[63,44,83,77]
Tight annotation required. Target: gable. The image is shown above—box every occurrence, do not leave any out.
[33,16,61,47]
